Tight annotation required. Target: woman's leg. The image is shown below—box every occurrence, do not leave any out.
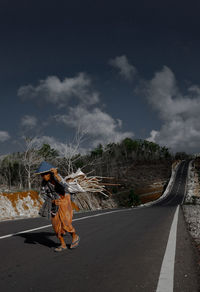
[70,232,78,241]
[70,232,80,248]
[54,234,67,251]
[58,234,67,248]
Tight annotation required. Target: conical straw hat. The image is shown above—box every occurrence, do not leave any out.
[35,161,57,174]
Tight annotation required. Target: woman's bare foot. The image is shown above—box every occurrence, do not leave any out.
[70,234,80,249]
[54,245,67,252]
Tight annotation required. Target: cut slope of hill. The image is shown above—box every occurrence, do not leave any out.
[107,160,172,206]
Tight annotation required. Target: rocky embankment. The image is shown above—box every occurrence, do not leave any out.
[0,191,43,221]
[183,158,200,247]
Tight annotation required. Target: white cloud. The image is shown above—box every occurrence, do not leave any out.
[146,130,159,143]
[55,106,134,147]
[0,131,10,142]
[17,71,134,150]
[109,55,137,80]
[18,73,99,107]
[21,115,37,128]
[146,66,200,153]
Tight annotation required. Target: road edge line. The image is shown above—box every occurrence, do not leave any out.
[156,205,179,292]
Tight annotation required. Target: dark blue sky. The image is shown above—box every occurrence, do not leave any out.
[1,0,200,154]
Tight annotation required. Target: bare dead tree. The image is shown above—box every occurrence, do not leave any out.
[57,126,87,175]
[22,137,42,189]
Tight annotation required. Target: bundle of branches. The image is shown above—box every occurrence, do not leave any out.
[65,169,119,197]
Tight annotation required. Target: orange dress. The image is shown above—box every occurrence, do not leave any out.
[51,194,75,237]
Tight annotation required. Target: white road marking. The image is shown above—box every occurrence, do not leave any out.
[0,208,131,240]
[0,224,52,239]
[156,205,179,292]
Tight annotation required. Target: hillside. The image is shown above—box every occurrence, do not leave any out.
[0,159,173,221]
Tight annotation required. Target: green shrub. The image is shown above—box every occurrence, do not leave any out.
[129,190,141,206]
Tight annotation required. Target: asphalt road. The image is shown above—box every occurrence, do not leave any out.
[0,160,199,292]
[153,160,190,207]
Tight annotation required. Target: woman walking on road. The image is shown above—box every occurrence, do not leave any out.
[35,161,80,252]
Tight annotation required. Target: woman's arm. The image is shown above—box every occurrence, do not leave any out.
[50,168,61,182]
[50,168,70,193]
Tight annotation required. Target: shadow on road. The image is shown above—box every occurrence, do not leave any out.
[15,232,61,249]
[15,232,72,249]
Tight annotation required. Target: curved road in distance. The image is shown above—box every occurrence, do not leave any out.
[153,160,190,206]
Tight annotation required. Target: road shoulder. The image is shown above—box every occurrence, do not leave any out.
[174,206,200,292]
